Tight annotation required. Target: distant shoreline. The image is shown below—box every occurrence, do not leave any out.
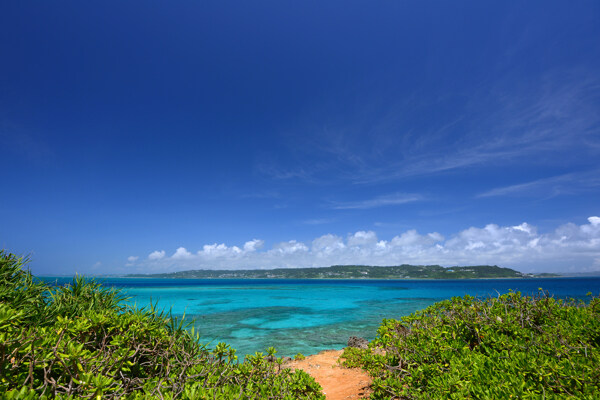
[114,276,562,280]
[122,264,561,280]
[41,275,588,282]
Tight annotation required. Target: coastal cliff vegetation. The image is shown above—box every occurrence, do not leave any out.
[0,250,324,399]
[342,290,600,399]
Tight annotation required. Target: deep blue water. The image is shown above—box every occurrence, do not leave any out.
[41,277,600,358]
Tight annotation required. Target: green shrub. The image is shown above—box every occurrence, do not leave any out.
[294,353,306,361]
[342,291,600,399]
[0,250,324,399]
[0,251,47,322]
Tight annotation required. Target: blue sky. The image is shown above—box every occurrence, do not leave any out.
[1,1,599,275]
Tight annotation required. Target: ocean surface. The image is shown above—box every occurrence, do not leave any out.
[41,277,600,358]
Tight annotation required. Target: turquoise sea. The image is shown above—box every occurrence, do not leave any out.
[42,277,600,358]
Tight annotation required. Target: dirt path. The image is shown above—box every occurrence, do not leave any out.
[286,350,372,400]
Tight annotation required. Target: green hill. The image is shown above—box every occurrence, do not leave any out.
[127,264,552,279]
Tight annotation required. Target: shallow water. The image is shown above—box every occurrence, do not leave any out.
[41,277,600,358]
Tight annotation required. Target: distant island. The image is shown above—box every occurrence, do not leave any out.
[127,264,558,279]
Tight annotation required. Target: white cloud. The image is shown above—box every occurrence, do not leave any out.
[389,230,443,247]
[272,240,309,254]
[511,223,536,235]
[130,217,600,273]
[172,247,193,259]
[126,256,139,266]
[428,232,445,242]
[244,239,264,252]
[347,231,378,246]
[200,243,242,257]
[312,234,345,254]
[148,250,166,260]
[197,240,266,258]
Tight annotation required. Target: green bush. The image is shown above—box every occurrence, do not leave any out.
[0,250,324,399]
[342,291,600,399]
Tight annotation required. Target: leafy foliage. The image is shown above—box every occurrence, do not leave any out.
[342,291,600,399]
[0,250,324,399]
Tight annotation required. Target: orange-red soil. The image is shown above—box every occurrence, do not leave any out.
[286,350,372,400]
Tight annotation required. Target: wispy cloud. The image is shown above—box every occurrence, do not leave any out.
[127,217,600,274]
[330,193,422,210]
[478,169,600,198]
[260,68,600,186]
[302,218,334,225]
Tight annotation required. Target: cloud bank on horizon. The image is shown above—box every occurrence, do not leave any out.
[127,217,600,274]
